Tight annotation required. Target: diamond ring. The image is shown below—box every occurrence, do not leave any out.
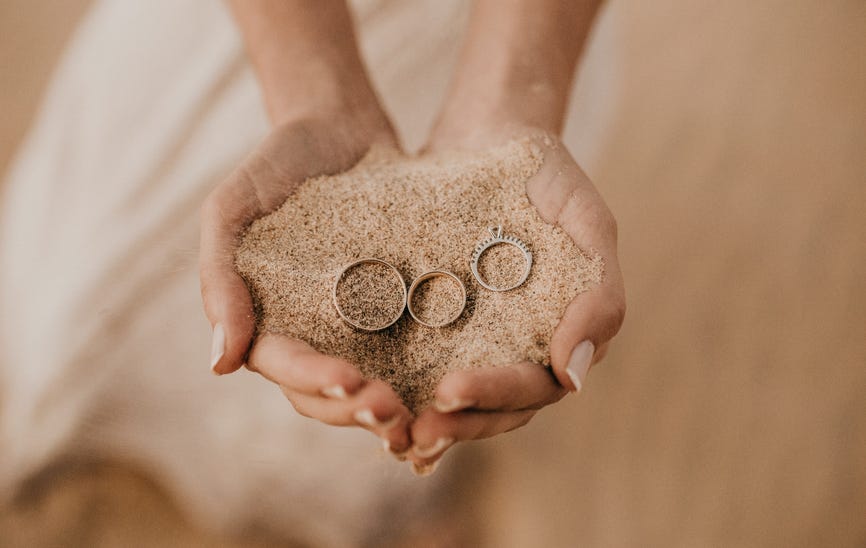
[469,225,532,292]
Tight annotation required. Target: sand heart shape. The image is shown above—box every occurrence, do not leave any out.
[235,139,603,413]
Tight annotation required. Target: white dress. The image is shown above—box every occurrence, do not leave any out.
[0,1,487,545]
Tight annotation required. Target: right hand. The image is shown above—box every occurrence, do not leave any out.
[199,112,415,454]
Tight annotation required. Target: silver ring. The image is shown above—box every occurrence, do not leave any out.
[469,225,532,291]
[333,258,406,331]
[406,270,467,328]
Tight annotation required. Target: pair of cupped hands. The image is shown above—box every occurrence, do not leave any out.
[200,110,625,475]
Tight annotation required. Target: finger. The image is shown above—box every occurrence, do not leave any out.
[408,408,536,466]
[526,140,626,392]
[279,381,412,452]
[548,258,625,392]
[200,123,400,376]
[432,363,567,413]
[247,334,365,397]
[199,171,264,375]
[199,137,317,376]
[351,380,414,454]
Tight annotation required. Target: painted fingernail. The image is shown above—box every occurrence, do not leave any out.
[355,409,400,430]
[210,323,225,374]
[566,340,595,392]
[433,398,474,413]
[413,437,455,459]
[382,439,408,461]
[321,385,349,399]
[411,459,441,477]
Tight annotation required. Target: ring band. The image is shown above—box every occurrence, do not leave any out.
[333,258,407,331]
[469,225,532,292]
[407,270,467,328]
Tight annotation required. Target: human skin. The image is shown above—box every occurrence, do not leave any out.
[406,0,624,472]
[200,0,623,472]
[201,0,416,453]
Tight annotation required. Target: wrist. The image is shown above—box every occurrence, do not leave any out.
[428,0,601,149]
[426,117,554,153]
[267,92,397,169]
[230,0,388,130]
[429,76,566,147]
[261,56,386,129]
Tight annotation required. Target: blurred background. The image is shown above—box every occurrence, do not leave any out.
[1,0,864,546]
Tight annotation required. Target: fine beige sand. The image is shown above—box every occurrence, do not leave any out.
[235,140,603,412]
[3,1,866,547]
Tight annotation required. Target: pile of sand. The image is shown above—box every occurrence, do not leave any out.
[235,139,603,412]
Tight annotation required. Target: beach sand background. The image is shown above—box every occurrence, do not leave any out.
[1,1,864,546]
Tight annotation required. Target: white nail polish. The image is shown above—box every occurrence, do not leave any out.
[382,439,407,461]
[380,415,401,430]
[321,385,348,399]
[355,409,399,430]
[433,398,474,413]
[413,437,455,459]
[355,409,377,427]
[411,459,441,477]
[210,324,225,373]
[566,340,595,392]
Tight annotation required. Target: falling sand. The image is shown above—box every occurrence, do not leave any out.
[235,139,603,413]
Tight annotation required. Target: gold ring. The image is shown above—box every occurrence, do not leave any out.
[332,258,406,331]
[406,270,467,328]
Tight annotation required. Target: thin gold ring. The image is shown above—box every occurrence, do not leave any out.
[332,258,406,331]
[406,270,467,328]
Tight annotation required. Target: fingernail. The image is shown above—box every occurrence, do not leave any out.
[382,439,408,461]
[433,398,474,413]
[413,437,455,459]
[411,459,441,477]
[355,409,400,430]
[566,340,595,392]
[210,323,225,374]
[321,385,348,399]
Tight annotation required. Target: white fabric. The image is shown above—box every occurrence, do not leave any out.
[0,1,477,544]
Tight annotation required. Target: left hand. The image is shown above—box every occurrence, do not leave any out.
[406,128,626,474]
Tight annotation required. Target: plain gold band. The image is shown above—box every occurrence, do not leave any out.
[332,258,407,332]
[406,270,467,328]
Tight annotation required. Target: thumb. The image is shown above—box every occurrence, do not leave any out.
[525,138,626,392]
[546,186,626,392]
[546,178,625,391]
[199,180,260,375]
[548,258,625,392]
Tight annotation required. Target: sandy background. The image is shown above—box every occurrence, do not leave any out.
[1,1,865,546]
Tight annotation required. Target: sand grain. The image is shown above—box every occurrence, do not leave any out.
[235,140,603,412]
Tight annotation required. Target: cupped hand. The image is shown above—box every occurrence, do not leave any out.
[200,114,414,453]
[407,129,626,473]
